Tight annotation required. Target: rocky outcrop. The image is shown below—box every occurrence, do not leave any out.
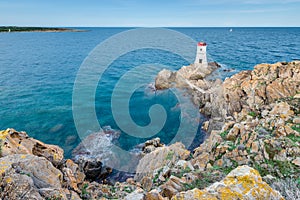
[61,159,85,193]
[221,61,299,115]
[172,166,284,200]
[156,61,300,131]
[142,137,165,154]
[152,61,300,199]
[155,62,220,90]
[0,128,64,166]
[134,142,190,182]
[192,98,300,180]
[0,129,84,199]
[0,154,77,200]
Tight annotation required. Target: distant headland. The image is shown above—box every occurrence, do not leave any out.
[0,26,86,33]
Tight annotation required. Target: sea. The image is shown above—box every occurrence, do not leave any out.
[0,27,299,158]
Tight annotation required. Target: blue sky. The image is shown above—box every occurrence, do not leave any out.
[1,0,300,27]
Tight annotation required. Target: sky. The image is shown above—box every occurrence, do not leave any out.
[1,0,300,27]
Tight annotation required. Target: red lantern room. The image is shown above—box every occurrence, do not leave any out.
[197,42,207,46]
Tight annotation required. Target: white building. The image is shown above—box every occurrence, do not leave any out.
[194,42,208,66]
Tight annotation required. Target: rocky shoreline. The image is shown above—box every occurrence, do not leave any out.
[0,61,299,199]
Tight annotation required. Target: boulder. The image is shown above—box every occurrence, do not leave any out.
[269,102,294,119]
[141,176,153,192]
[142,137,165,154]
[155,62,220,91]
[134,143,190,182]
[161,175,186,198]
[124,188,145,200]
[75,157,103,181]
[0,154,65,200]
[145,189,165,200]
[155,69,176,90]
[0,128,64,166]
[61,159,85,192]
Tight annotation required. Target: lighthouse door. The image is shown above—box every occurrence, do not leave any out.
[199,59,203,64]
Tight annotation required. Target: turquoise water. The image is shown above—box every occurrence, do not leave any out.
[1,27,299,157]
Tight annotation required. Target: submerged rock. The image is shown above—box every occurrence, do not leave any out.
[72,126,142,182]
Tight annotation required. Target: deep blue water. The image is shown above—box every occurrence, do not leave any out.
[0,27,299,157]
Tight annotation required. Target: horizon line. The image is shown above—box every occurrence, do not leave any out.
[1,25,300,28]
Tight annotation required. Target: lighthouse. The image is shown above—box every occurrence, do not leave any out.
[194,42,208,66]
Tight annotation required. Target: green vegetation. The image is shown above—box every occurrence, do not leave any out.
[291,125,300,133]
[215,152,225,161]
[287,134,300,143]
[253,162,269,177]
[274,161,297,177]
[220,130,229,140]
[182,171,224,191]
[123,186,133,193]
[246,147,251,154]
[172,166,192,178]
[248,111,257,118]
[0,26,76,32]
[188,153,194,160]
[183,179,205,191]
[153,168,163,183]
[221,160,238,174]
[264,143,281,160]
[210,159,238,175]
[254,160,299,178]
[81,183,90,199]
[228,141,237,151]
[110,186,116,194]
[166,151,175,160]
[20,172,31,177]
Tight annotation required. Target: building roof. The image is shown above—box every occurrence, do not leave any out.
[197,42,207,46]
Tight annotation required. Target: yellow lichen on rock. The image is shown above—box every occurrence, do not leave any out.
[218,187,243,200]
[172,188,218,200]
[0,129,9,140]
[172,166,284,200]
[5,177,12,184]
[0,128,64,166]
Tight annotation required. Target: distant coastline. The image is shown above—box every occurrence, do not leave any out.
[0,26,87,33]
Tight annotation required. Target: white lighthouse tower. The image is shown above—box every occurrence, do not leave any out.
[194,42,208,66]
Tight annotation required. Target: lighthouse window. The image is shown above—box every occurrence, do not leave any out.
[200,48,202,51]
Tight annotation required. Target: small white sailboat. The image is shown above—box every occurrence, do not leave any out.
[8,29,11,33]
[229,28,233,32]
